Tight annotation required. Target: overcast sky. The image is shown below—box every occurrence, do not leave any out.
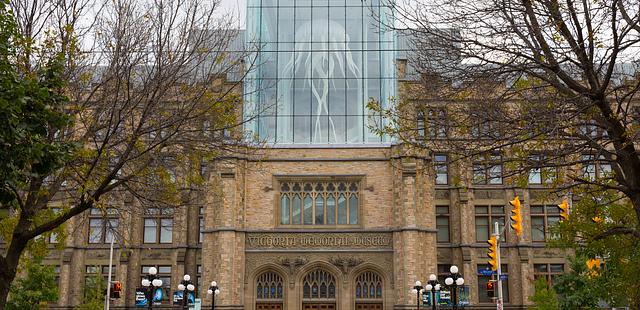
[219,0,246,28]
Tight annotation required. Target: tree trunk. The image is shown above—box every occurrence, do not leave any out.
[0,223,30,309]
[0,259,17,310]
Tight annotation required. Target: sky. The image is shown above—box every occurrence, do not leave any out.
[219,0,246,28]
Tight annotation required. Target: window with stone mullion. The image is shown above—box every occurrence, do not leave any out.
[279,180,359,226]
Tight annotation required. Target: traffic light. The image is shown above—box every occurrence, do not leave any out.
[487,235,498,271]
[486,280,495,298]
[509,196,523,237]
[558,199,569,221]
[110,281,122,299]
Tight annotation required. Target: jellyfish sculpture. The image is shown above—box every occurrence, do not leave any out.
[280,18,362,143]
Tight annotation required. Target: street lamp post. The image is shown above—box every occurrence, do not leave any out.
[411,280,423,310]
[444,266,464,310]
[178,274,195,309]
[141,267,163,310]
[425,274,441,310]
[206,281,220,310]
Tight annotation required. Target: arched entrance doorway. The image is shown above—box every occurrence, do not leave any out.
[255,271,284,310]
[302,269,337,310]
[354,271,384,310]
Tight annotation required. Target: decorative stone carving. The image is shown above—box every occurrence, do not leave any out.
[329,257,364,274]
[278,257,308,275]
[246,232,393,250]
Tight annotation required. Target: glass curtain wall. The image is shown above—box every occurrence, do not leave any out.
[245,0,395,144]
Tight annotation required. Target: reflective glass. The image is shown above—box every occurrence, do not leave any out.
[245,0,395,144]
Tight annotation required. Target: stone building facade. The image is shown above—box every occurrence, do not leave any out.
[45,1,569,309]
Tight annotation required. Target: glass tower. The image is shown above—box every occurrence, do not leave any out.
[245,0,396,144]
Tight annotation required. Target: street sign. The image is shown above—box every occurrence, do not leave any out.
[500,274,508,281]
[479,269,494,276]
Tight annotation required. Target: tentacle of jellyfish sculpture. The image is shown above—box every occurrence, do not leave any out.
[281,19,361,142]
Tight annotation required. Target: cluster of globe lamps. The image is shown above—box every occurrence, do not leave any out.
[411,265,464,310]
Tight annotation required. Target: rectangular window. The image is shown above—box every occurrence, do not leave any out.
[530,205,561,242]
[48,208,61,244]
[528,154,557,185]
[427,108,447,138]
[141,265,171,300]
[279,179,360,226]
[475,205,505,242]
[437,264,451,284]
[197,265,202,290]
[199,207,204,243]
[88,208,119,244]
[84,265,116,298]
[436,206,450,243]
[477,264,509,303]
[581,154,612,181]
[534,263,564,286]
[434,154,448,185]
[473,155,502,185]
[143,208,174,244]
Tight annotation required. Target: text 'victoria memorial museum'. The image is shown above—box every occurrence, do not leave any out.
[47,1,568,309]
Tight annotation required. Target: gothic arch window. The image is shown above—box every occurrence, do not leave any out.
[355,271,383,300]
[256,271,284,300]
[303,269,337,299]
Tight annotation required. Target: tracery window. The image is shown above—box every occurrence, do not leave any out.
[303,269,336,299]
[355,271,383,299]
[279,180,360,226]
[256,271,284,300]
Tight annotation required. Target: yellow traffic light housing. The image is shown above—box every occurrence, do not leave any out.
[487,236,498,271]
[558,199,569,221]
[509,196,523,237]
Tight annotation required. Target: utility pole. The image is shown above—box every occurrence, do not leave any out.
[104,232,115,310]
[494,221,503,310]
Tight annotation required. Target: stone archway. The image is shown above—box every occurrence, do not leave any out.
[301,268,337,310]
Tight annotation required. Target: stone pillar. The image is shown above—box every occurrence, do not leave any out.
[392,153,437,309]
[202,162,245,310]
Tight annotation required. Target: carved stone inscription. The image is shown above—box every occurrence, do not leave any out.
[246,232,393,250]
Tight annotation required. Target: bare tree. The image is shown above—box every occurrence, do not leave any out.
[0,0,253,306]
[372,0,640,232]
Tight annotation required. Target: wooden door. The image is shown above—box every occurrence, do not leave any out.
[355,303,383,310]
[256,303,283,310]
[302,303,336,310]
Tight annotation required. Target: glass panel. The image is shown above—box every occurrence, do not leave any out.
[349,195,358,224]
[303,196,313,225]
[531,216,545,242]
[530,206,544,214]
[143,219,157,243]
[475,206,488,214]
[160,219,173,243]
[89,219,103,243]
[436,217,450,242]
[475,217,489,241]
[292,195,302,225]
[158,266,171,274]
[550,264,564,273]
[105,219,118,243]
[326,196,336,224]
[491,206,504,214]
[338,195,347,224]
[281,196,290,224]
[315,196,324,224]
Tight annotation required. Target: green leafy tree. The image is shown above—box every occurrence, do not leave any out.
[5,259,58,310]
[551,255,603,309]
[78,272,106,310]
[0,0,251,307]
[550,188,640,308]
[528,277,559,310]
